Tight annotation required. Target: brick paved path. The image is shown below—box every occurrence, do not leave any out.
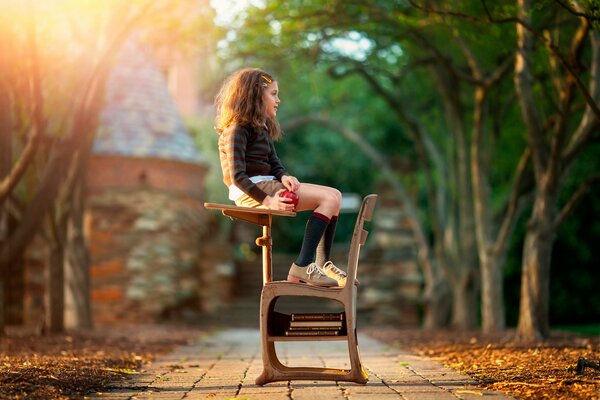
[90,329,512,400]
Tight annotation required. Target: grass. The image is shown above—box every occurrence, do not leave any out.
[554,324,600,336]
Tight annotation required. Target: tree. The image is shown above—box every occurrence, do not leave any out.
[0,0,213,334]
[221,0,526,330]
[513,0,599,340]
[404,1,531,332]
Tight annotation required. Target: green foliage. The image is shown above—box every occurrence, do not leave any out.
[579,0,600,30]
[554,324,600,336]
[212,0,600,325]
[549,144,600,324]
[261,61,399,249]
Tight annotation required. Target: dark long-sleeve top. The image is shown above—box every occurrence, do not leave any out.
[218,124,288,203]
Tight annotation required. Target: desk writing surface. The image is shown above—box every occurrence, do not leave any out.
[204,203,296,218]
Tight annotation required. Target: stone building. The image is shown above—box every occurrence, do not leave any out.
[85,38,214,324]
[357,184,423,325]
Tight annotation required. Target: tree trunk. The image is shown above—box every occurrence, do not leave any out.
[480,253,505,332]
[471,83,510,332]
[0,144,72,267]
[449,269,478,329]
[47,234,65,334]
[0,280,3,336]
[429,62,479,330]
[516,190,556,341]
[422,275,452,329]
[0,57,11,336]
[65,181,93,329]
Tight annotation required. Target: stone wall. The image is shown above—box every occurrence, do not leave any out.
[83,152,235,324]
[87,156,206,197]
[87,188,207,323]
[357,192,423,326]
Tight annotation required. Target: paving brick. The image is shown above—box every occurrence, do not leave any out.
[348,394,403,400]
[92,329,514,400]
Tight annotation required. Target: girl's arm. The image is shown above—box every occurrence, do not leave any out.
[221,126,269,203]
[281,175,300,192]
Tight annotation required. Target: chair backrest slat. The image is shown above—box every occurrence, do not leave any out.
[359,229,369,245]
[345,194,377,288]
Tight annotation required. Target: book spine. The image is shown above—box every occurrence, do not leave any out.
[287,326,341,331]
[290,313,344,321]
[285,330,340,336]
[289,321,343,328]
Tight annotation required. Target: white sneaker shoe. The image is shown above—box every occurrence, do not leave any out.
[322,261,349,287]
[288,263,338,287]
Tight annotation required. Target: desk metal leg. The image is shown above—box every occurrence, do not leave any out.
[255,215,273,285]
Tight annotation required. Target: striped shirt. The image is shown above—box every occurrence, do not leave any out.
[218,124,288,203]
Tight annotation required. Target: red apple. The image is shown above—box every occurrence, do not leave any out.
[280,190,299,208]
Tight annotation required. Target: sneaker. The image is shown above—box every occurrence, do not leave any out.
[287,263,338,287]
[322,261,349,287]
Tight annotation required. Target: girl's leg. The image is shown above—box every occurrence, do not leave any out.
[296,183,341,265]
[315,215,337,266]
[294,183,341,265]
[294,183,342,218]
[287,184,341,287]
[294,184,350,286]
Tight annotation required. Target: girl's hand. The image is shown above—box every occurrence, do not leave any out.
[281,175,300,192]
[262,190,295,211]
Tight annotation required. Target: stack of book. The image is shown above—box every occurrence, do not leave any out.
[284,312,345,337]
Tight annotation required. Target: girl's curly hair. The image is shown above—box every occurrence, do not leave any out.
[214,68,281,140]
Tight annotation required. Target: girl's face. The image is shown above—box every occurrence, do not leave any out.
[262,80,280,120]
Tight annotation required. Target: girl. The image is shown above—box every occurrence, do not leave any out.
[215,68,349,287]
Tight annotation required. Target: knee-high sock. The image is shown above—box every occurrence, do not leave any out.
[295,212,330,267]
[315,215,338,266]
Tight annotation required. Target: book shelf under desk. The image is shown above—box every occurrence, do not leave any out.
[267,311,348,342]
[268,334,349,342]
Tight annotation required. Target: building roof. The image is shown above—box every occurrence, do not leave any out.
[94,38,207,165]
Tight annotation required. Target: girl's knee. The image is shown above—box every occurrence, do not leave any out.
[300,184,341,213]
[333,188,342,203]
[325,188,341,209]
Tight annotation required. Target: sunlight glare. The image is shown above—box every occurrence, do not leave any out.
[210,0,265,26]
[323,32,373,62]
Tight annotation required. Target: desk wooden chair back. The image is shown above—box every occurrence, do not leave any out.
[255,194,378,385]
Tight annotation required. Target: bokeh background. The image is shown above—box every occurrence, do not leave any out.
[1,0,598,341]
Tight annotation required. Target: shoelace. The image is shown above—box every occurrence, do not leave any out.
[306,264,325,279]
[323,261,347,278]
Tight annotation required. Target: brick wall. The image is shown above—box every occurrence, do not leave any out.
[84,155,236,324]
[87,156,206,198]
[86,188,199,323]
[357,186,423,326]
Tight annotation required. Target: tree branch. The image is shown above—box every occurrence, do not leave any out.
[494,149,532,256]
[0,1,157,269]
[408,29,483,85]
[515,0,548,181]
[486,56,515,88]
[0,8,46,207]
[409,0,600,119]
[554,173,600,230]
[345,61,451,255]
[548,16,590,190]
[0,129,42,206]
[563,29,600,165]
[553,0,600,21]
